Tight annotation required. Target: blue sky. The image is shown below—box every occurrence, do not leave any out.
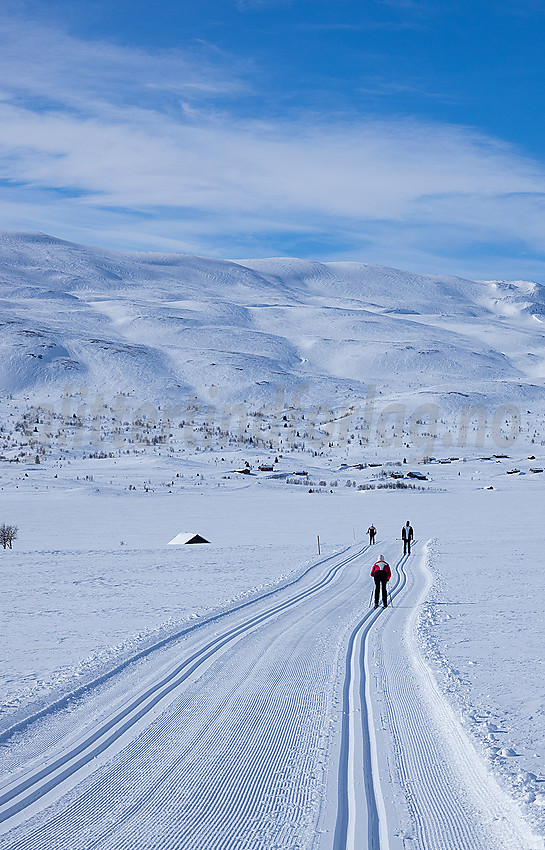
[2,0,545,279]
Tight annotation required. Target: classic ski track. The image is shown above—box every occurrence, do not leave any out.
[0,545,355,748]
[6,537,539,850]
[332,547,410,850]
[0,542,370,843]
[370,542,543,850]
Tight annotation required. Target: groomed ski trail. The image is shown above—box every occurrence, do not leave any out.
[1,542,542,850]
[0,543,374,849]
[344,541,544,850]
[325,548,410,850]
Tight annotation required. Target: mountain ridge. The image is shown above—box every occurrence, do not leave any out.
[1,231,544,419]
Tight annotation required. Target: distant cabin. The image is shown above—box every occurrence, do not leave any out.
[168,533,210,545]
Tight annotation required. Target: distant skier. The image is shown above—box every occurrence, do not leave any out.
[367,524,376,544]
[402,520,414,555]
[371,554,391,608]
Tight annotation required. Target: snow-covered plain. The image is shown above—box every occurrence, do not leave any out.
[1,232,545,848]
[1,454,544,848]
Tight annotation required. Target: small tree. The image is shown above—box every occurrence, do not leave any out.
[0,524,18,549]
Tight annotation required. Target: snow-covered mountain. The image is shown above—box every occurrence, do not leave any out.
[1,230,545,412]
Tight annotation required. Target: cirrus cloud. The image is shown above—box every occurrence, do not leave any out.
[1,16,545,280]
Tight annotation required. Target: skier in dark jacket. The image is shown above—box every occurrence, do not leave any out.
[367,524,376,544]
[371,555,391,608]
[402,520,414,555]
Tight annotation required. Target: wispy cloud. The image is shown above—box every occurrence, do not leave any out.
[1,17,545,280]
[356,77,456,102]
[0,18,247,113]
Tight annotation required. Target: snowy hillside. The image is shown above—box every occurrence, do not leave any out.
[2,230,545,417]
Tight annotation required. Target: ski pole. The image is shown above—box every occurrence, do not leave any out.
[369,589,374,608]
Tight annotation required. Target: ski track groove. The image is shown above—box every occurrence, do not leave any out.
[332,547,409,850]
[119,614,327,848]
[0,545,354,750]
[4,538,539,850]
[160,588,342,850]
[374,543,543,850]
[379,549,491,849]
[0,544,371,849]
[0,546,362,826]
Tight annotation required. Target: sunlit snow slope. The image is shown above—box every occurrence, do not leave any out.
[1,231,545,410]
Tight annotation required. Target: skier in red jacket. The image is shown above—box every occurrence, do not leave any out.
[371,555,391,609]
